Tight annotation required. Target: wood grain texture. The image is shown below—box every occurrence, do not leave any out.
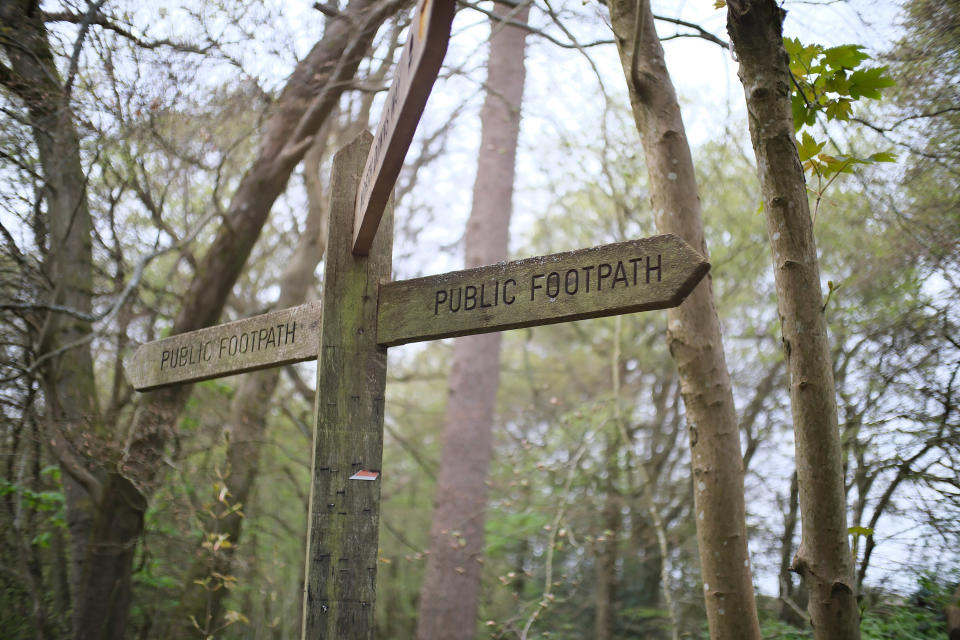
[352,0,455,255]
[377,234,709,346]
[124,302,321,391]
[301,131,393,639]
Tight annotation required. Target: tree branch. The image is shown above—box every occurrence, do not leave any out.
[460,0,615,49]
[42,10,213,55]
[62,0,108,103]
[655,14,728,49]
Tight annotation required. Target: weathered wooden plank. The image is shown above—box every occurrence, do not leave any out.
[376,234,710,347]
[124,301,321,391]
[352,0,455,256]
[301,131,393,639]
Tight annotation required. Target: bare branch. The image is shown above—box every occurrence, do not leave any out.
[42,10,213,55]
[460,0,615,49]
[655,14,728,49]
[63,0,108,103]
[1,302,96,321]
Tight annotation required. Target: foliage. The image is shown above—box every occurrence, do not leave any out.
[785,39,895,131]
[784,37,896,221]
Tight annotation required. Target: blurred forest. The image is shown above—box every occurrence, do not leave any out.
[1,0,958,639]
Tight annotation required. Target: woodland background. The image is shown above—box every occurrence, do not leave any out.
[1,0,958,638]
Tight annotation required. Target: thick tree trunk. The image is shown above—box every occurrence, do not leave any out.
[415,4,529,638]
[0,2,110,635]
[605,2,762,638]
[726,3,860,638]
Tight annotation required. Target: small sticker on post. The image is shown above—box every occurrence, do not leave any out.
[350,470,380,481]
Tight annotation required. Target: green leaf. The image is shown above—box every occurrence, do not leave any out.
[869,151,897,163]
[848,66,895,99]
[848,525,874,536]
[791,94,810,131]
[819,154,859,179]
[825,97,853,122]
[32,532,52,548]
[823,44,869,70]
[796,132,825,162]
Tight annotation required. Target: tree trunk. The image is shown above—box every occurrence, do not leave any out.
[778,471,807,627]
[0,2,109,635]
[726,3,860,638]
[946,582,960,640]
[605,2,762,639]
[594,433,621,640]
[415,4,529,638]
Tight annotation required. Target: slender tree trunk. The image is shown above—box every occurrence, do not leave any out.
[415,4,529,638]
[778,471,807,627]
[605,1,762,638]
[726,3,860,638]
[594,433,621,640]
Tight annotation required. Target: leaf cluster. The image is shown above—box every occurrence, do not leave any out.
[785,38,895,131]
[796,131,895,182]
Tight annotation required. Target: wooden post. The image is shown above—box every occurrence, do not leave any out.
[301,131,393,639]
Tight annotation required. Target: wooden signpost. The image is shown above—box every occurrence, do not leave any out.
[123,6,711,637]
[352,0,456,256]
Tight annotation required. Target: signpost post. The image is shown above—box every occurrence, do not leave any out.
[301,132,394,639]
[122,6,711,635]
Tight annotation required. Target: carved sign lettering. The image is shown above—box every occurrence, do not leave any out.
[124,301,321,391]
[376,234,709,347]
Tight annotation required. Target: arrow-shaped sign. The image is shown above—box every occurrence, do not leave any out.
[124,301,321,391]
[352,0,456,255]
[376,234,710,346]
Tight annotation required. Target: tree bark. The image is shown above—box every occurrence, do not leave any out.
[726,3,860,638]
[605,1,762,638]
[415,4,529,638]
